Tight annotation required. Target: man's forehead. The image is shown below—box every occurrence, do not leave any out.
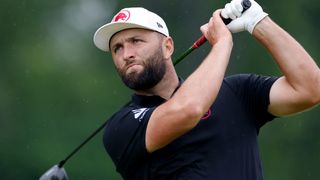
[110,28,155,44]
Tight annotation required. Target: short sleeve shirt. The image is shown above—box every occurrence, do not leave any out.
[103,74,278,180]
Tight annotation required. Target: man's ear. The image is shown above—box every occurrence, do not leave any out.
[162,37,174,60]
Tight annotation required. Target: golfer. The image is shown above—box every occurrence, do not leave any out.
[93,0,320,179]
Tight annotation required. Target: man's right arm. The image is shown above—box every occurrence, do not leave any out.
[145,10,233,153]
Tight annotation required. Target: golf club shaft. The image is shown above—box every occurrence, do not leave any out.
[57,0,251,168]
[58,121,107,168]
[173,0,251,65]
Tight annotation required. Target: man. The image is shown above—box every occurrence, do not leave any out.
[93,0,320,179]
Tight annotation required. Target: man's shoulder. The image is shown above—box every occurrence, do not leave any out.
[224,73,254,81]
[224,73,278,86]
[107,99,154,127]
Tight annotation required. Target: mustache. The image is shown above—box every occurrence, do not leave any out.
[124,59,143,70]
[125,60,136,68]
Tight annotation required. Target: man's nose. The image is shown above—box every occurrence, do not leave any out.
[123,44,135,61]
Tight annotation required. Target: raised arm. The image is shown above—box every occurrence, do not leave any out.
[253,17,320,116]
[146,10,232,152]
[221,0,320,116]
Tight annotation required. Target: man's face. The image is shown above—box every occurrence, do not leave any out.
[110,29,166,91]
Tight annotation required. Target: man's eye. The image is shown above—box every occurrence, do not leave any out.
[132,39,141,43]
[113,46,122,53]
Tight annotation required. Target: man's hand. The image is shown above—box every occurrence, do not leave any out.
[221,0,268,34]
[200,10,232,46]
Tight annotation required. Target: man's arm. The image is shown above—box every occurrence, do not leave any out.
[221,0,320,116]
[146,10,232,153]
[253,17,320,116]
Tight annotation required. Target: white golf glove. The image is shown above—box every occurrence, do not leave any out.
[221,0,268,34]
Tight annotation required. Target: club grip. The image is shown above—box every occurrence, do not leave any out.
[221,0,252,25]
[193,35,207,48]
[192,0,252,49]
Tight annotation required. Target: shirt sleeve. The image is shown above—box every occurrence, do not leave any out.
[225,74,278,128]
[103,106,155,177]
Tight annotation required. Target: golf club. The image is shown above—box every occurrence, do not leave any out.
[39,1,251,179]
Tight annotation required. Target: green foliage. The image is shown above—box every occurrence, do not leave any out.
[1,0,319,179]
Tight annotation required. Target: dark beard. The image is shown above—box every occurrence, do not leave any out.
[118,48,166,91]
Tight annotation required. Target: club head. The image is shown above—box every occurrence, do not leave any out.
[39,165,69,180]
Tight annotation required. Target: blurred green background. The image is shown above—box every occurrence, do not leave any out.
[1,0,319,179]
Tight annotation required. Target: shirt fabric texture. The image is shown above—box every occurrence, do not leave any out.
[103,74,278,180]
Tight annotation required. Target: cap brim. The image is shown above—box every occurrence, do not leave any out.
[93,22,153,52]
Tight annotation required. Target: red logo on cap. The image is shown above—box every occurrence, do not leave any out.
[113,10,130,22]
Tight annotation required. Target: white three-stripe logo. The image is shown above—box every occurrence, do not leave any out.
[132,108,149,121]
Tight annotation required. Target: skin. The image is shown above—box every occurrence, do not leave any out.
[253,17,320,116]
[110,10,320,153]
[110,29,179,99]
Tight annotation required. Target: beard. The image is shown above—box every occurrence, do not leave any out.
[117,47,166,91]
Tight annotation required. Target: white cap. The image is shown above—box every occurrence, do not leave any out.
[93,7,169,52]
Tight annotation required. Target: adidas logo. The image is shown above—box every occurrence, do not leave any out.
[132,108,150,122]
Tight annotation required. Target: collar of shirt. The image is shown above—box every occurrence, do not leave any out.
[131,77,184,107]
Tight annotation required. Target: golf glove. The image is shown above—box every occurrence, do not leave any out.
[221,0,268,34]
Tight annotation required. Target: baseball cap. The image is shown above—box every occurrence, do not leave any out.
[93,7,169,52]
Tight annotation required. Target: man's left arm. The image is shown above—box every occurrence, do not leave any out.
[221,0,320,116]
[253,17,320,116]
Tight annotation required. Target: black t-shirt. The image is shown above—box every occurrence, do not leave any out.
[103,74,278,180]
